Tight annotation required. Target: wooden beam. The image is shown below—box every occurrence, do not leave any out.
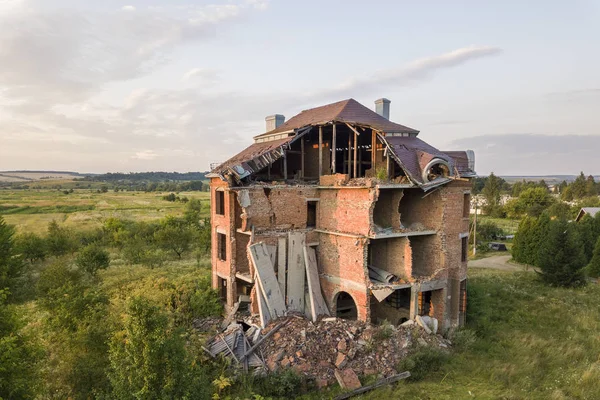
[371,131,376,168]
[334,372,411,400]
[300,138,305,179]
[345,122,361,136]
[318,126,323,177]
[348,132,352,178]
[249,243,286,318]
[331,124,337,174]
[283,151,288,180]
[353,131,358,179]
[386,151,390,179]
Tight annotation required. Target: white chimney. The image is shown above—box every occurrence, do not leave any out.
[375,98,390,120]
[265,114,285,131]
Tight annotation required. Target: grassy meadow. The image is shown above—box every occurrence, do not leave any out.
[0,182,210,234]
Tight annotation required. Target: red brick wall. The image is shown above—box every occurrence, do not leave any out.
[318,188,374,236]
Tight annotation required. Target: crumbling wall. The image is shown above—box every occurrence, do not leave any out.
[318,188,374,236]
[239,187,319,231]
[368,237,411,280]
[370,288,411,325]
[372,189,404,230]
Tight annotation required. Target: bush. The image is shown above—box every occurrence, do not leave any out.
[0,217,24,298]
[397,346,450,381]
[46,220,78,256]
[585,236,600,278]
[448,328,477,351]
[16,232,47,263]
[76,244,110,276]
[251,369,304,398]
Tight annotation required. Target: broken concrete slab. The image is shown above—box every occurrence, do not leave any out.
[303,245,330,321]
[415,315,432,334]
[249,243,286,319]
[287,232,306,313]
[371,287,395,302]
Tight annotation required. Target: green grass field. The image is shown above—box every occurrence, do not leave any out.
[361,267,600,400]
[0,185,210,234]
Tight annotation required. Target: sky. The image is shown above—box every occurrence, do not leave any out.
[0,0,599,175]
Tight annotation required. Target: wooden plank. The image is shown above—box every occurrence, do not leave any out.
[334,371,411,400]
[239,319,290,362]
[371,130,376,167]
[303,246,330,321]
[287,232,306,312]
[347,132,352,178]
[249,243,286,318]
[277,237,287,299]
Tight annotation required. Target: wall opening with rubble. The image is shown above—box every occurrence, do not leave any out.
[335,291,358,320]
[409,234,442,278]
[398,189,443,231]
[370,288,411,325]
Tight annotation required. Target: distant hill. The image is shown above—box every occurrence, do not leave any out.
[0,171,85,182]
[81,171,208,182]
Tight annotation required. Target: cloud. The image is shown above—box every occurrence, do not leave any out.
[132,150,159,160]
[182,68,219,83]
[318,45,502,99]
[122,5,135,11]
[449,134,600,175]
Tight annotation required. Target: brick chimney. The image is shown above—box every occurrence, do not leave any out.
[375,98,390,120]
[265,114,285,131]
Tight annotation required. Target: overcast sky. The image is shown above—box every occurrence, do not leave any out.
[1,0,599,175]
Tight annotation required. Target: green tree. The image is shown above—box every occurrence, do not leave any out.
[37,262,112,398]
[0,290,40,399]
[570,172,588,199]
[108,297,210,400]
[518,187,555,217]
[16,232,47,263]
[76,244,110,276]
[538,220,586,286]
[482,173,506,216]
[512,216,536,264]
[154,217,193,259]
[0,217,23,297]
[586,236,600,278]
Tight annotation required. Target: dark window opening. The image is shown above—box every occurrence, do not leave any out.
[218,277,227,302]
[307,201,317,228]
[385,288,411,309]
[461,236,468,262]
[218,232,227,261]
[463,194,471,218]
[216,191,225,215]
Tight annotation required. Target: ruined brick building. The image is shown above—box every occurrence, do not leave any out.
[208,98,475,331]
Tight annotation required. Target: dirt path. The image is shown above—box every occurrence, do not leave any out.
[469,254,529,272]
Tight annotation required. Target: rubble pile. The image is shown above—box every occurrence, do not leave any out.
[260,316,450,384]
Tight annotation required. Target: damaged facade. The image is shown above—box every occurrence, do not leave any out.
[208,98,475,331]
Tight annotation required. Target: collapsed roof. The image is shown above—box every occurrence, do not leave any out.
[210,98,475,187]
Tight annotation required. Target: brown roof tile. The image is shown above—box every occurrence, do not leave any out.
[255,98,418,138]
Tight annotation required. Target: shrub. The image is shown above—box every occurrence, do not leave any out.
[0,217,24,298]
[251,369,304,398]
[76,244,110,276]
[448,328,477,351]
[46,220,78,256]
[585,236,600,278]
